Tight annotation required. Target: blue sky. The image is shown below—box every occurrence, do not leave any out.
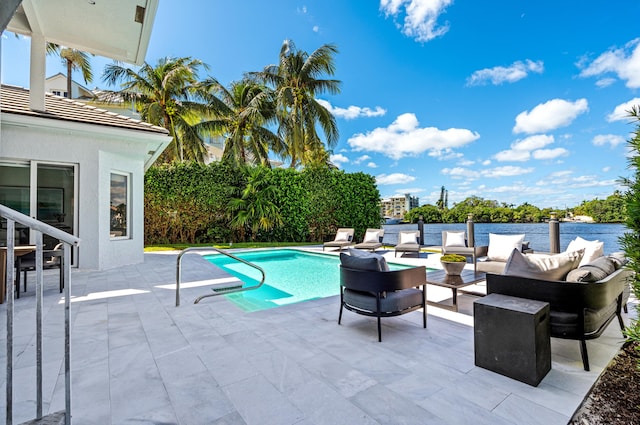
[3,0,640,209]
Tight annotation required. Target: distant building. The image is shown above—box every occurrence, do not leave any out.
[45,73,95,100]
[380,193,419,221]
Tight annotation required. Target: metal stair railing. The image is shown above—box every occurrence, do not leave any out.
[1,204,81,425]
[175,247,266,306]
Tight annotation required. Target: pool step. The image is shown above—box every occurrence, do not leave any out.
[212,285,244,293]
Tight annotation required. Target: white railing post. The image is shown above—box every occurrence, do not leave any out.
[1,204,80,424]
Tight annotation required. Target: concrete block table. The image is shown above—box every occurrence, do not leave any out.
[474,293,551,386]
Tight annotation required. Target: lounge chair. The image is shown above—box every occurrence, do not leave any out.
[354,228,385,252]
[441,230,488,271]
[323,228,355,251]
[394,230,420,257]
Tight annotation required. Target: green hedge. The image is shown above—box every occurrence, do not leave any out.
[144,163,382,244]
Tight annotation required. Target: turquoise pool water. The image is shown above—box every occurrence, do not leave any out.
[204,249,409,312]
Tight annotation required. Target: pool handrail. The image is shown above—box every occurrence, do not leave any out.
[175,246,266,306]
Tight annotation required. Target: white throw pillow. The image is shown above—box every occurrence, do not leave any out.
[399,232,417,245]
[503,248,584,280]
[334,231,349,242]
[444,232,466,247]
[363,230,380,243]
[566,236,604,267]
[487,233,525,262]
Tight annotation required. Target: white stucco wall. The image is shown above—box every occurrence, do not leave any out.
[98,150,145,269]
[0,112,169,270]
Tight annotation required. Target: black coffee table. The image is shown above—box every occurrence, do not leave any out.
[426,269,486,311]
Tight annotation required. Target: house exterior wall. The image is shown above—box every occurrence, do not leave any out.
[0,113,166,270]
[45,73,94,99]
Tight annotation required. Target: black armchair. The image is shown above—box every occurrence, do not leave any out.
[339,264,427,341]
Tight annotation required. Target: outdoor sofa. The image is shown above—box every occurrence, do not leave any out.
[485,248,632,371]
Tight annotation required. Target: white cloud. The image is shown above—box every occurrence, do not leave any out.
[511,134,554,151]
[348,113,480,160]
[353,154,371,164]
[367,162,378,168]
[441,167,478,179]
[329,153,349,166]
[481,166,535,178]
[532,148,569,160]
[317,99,386,120]
[607,98,640,122]
[593,134,626,148]
[376,173,416,185]
[550,170,573,178]
[495,135,556,162]
[466,60,544,86]
[392,188,424,196]
[602,166,611,172]
[380,0,453,42]
[495,149,530,162]
[595,77,616,88]
[570,175,619,188]
[513,98,588,134]
[578,38,640,88]
[313,25,319,33]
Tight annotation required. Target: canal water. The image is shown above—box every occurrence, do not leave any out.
[382,222,628,254]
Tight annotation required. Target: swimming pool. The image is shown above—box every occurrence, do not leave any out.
[204,249,410,312]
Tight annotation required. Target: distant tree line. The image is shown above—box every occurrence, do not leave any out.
[404,191,626,224]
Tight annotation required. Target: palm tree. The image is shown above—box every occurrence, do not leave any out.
[196,78,284,167]
[249,40,341,168]
[47,43,93,99]
[102,57,210,163]
[228,166,283,241]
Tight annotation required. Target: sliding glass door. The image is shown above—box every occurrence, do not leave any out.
[0,161,77,263]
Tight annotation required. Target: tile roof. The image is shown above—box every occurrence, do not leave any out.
[0,84,169,135]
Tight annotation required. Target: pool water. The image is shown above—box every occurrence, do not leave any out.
[204,249,409,312]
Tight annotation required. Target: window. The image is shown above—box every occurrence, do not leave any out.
[110,172,130,238]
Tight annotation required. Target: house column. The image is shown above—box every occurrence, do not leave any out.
[29,32,46,111]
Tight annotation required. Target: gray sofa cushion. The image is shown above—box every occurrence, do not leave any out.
[566,256,616,283]
[340,251,391,297]
[608,252,628,269]
[343,287,423,313]
[477,260,508,274]
[550,301,618,337]
[340,253,380,271]
[347,248,390,271]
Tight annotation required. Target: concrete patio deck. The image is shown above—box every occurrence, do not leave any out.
[1,247,636,424]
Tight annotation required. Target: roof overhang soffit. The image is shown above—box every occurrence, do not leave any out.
[6,0,158,66]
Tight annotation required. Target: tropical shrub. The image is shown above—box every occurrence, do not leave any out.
[144,163,381,244]
[620,106,640,342]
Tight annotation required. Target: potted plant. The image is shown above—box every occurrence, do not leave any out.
[440,254,467,275]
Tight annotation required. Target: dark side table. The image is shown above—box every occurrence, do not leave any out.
[473,293,551,386]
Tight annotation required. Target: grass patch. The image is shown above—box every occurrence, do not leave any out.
[144,241,318,252]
